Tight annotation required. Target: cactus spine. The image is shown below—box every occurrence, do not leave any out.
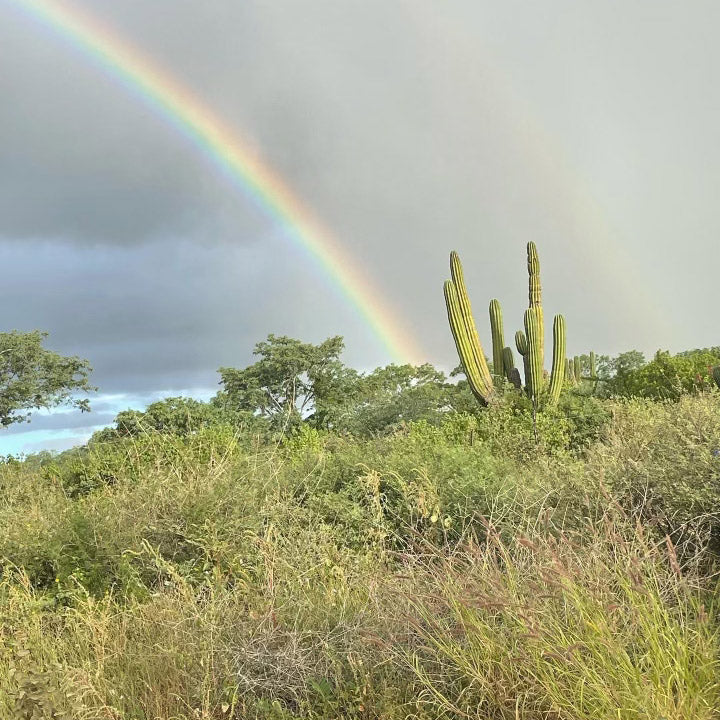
[489,299,505,384]
[444,253,495,404]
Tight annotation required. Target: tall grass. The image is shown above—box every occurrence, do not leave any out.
[1,396,719,718]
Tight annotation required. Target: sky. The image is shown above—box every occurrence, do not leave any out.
[2,0,719,454]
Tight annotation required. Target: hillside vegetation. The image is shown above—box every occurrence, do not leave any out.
[2,372,720,718]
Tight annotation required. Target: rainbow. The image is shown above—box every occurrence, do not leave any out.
[9,0,424,364]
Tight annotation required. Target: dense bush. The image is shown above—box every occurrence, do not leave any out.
[602,348,720,400]
[586,393,720,544]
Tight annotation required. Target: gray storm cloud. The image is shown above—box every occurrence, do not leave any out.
[1,0,719,451]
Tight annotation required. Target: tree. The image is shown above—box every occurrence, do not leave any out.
[602,348,720,400]
[332,363,472,436]
[0,330,94,427]
[91,395,266,442]
[217,335,356,431]
[218,334,479,436]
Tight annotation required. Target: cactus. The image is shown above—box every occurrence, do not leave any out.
[590,351,597,379]
[444,243,566,413]
[503,346,522,389]
[713,366,720,390]
[573,356,582,381]
[547,315,566,406]
[515,330,528,356]
[566,358,576,386]
[527,242,544,367]
[489,299,505,384]
[524,307,543,404]
[444,253,495,404]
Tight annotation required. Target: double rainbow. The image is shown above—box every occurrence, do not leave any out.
[10,0,423,364]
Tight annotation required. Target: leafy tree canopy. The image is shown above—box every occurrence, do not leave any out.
[217,334,476,436]
[218,335,356,431]
[332,363,473,436]
[602,348,720,400]
[92,395,268,443]
[0,331,94,428]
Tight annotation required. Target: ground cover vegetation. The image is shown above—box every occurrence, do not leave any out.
[2,245,720,718]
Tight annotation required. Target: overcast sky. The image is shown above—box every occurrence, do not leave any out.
[2,0,719,454]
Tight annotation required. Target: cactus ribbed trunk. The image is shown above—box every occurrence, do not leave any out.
[574,356,582,382]
[489,299,505,384]
[527,242,544,369]
[547,315,566,406]
[590,351,597,379]
[524,307,543,404]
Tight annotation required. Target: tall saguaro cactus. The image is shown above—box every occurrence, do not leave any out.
[444,253,495,405]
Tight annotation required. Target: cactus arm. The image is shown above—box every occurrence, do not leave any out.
[444,278,494,405]
[489,299,505,383]
[547,315,566,406]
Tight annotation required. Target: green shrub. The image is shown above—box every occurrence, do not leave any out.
[586,394,720,543]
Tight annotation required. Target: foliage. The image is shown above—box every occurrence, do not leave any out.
[8,319,720,717]
[217,334,477,438]
[586,393,720,544]
[91,395,265,442]
[218,334,355,431]
[3,391,720,717]
[0,330,94,427]
[601,347,720,400]
[329,363,472,436]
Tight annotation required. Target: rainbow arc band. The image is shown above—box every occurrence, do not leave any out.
[10,0,422,364]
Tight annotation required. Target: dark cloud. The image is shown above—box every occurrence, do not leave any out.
[1,0,719,452]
